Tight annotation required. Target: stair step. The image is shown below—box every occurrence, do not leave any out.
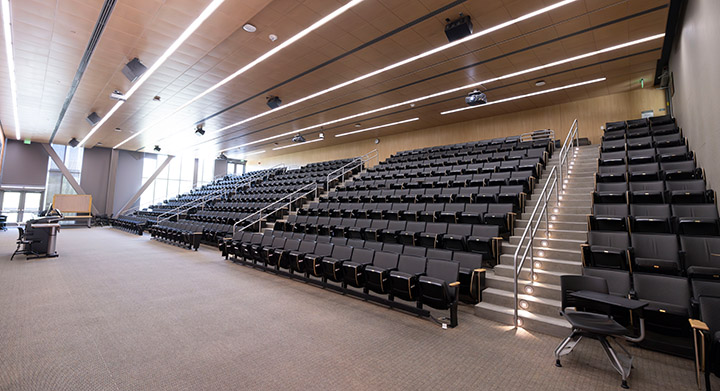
[519,213,588,223]
[485,272,562,301]
[473,302,571,337]
[498,255,582,274]
[479,286,566,318]
[508,236,585,251]
[493,264,571,286]
[500,244,581,262]
[514,219,587,231]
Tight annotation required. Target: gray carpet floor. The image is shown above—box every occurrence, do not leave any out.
[0,227,716,390]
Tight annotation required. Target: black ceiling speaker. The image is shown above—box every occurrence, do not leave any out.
[267,96,282,109]
[68,137,79,148]
[154,145,161,152]
[122,57,148,82]
[86,112,101,125]
[445,14,473,43]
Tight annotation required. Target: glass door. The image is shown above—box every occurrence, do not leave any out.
[1,191,21,223]
[22,192,43,222]
[0,191,44,223]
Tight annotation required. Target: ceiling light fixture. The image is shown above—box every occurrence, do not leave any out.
[440,78,607,115]
[76,0,228,148]
[272,137,323,151]
[335,117,420,138]
[242,23,257,33]
[535,80,546,86]
[203,0,580,139]
[1,0,21,140]
[209,34,663,155]
[115,0,365,150]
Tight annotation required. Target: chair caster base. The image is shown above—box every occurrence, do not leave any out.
[621,380,629,389]
[555,360,562,368]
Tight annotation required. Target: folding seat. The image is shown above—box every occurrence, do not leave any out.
[633,273,692,351]
[589,204,629,232]
[680,236,720,280]
[425,248,453,261]
[666,180,714,203]
[399,203,425,222]
[662,161,703,181]
[628,162,660,182]
[378,220,407,243]
[388,255,427,301]
[628,181,665,204]
[250,234,275,264]
[672,204,720,236]
[476,186,500,204]
[482,161,501,173]
[276,239,302,270]
[627,126,650,139]
[418,203,444,222]
[341,248,376,288]
[436,175,455,188]
[627,148,656,164]
[650,123,679,136]
[382,243,404,254]
[599,151,627,166]
[459,203,487,225]
[627,118,648,129]
[275,215,295,231]
[418,259,461,326]
[518,158,542,177]
[340,202,363,218]
[626,136,652,150]
[369,203,392,220]
[364,252,401,295]
[649,115,674,127]
[469,173,490,187]
[454,174,473,187]
[438,203,466,224]
[417,188,441,204]
[508,170,534,193]
[526,148,547,165]
[484,204,515,235]
[462,163,484,174]
[346,219,372,239]
[581,231,630,270]
[466,225,501,264]
[318,217,343,236]
[488,172,512,186]
[602,129,626,142]
[447,165,465,176]
[304,243,335,278]
[498,160,519,173]
[332,219,356,238]
[402,245,427,257]
[263,236,288,268]
[440,224,473,251]
[628,204,672,233]
[606,121,627,131]
[321,245,354,283]
[653,132,685,148]
[354,203,376,219]
[601,139,626,153]
[628,233,681,275]
[507,150,526,160]
[593,182,628,204]
[596,165,627,183]
[498,185,525,211]
[417,222,448,248]
[293,216,317,233]
[398,222,426,246]
[384,203,408,220]
[321,202,339,216]
[456,186,478,204]
[657,145,692,162]
[364,241,384,251]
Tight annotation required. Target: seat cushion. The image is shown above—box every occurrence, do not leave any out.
[563,310,628,336]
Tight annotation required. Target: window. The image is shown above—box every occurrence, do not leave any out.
[139,155,196,209]
[44,144,83,209]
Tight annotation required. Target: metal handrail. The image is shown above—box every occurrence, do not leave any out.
[155,170,268,223]
[325,149,378,190]
[512,119,578,327]
[232,181,319,234]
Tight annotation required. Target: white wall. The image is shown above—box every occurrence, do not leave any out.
[670,0,720,189]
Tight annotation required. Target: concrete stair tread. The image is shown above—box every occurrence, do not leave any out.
[485,272,561,292]
[494,264,568,278]
[474,301,571,329]
[483,287,563,308]
[501,244,581,256]
[498,256,582,269]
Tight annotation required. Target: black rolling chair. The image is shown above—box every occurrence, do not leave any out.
[11,227,40,260]
[555,275,647,389]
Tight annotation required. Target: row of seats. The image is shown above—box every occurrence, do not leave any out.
[589,203,719,235]
[110,215,148,235]
[342,170,536,193]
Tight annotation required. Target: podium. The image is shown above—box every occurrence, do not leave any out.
[23,217,61,259]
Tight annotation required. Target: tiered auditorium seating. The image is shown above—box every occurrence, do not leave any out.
[581,115,720,358]
[110,215,149,235]
[223,229,470,327]
[151,158,359,249]
[281,137,553,267]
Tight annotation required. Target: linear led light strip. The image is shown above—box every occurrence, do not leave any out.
[272,137,323,151]
[213,34,664,154]
[441,77,607,115]
[114,0,365,149]
[77,0,228,147]
[335,117,419,137]
[1,0,20,140]
[199,0,580,140]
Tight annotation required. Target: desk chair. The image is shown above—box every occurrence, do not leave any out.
[11,227,39,260]
[554,275,647,389]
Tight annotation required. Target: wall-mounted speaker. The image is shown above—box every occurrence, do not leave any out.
[68,138,79,148]
[122,57,147,82]
[86,112,101,125]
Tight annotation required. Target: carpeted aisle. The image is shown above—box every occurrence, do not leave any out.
[0,227,713,390]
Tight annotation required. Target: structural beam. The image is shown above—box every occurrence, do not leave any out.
[42,143,100,215]
[105,148,119,215]
[114,155,174,218]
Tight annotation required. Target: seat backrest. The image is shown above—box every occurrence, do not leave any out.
[665,179,705,191]
[471,224,500,237]
[298,240,316,253]
[331,245,353,259]
[597,182,628,192]
[465,203,488,214]
[447,223,473,236]
[453,252,483,270]
[582,267,631,296]
[373,251,400,269]
[284,239,302,251]
[271,237,286,248]
[397,255,427,274]
[387,220,407,231]
[671,204,718,218]
[347,238,365,248]
[631,233,679,260]
[594,204,628,216]
[599,165,627,174]
[633,273,690,309]
[313,242,334,257]
[425,222,447,234]
[425,259,460,283]
[699,296,720,335]
[370,219,389,229]
[680,236,720,268]
[588,231,629,248]
[403,246,427,257]
[630,204,670,217]
[351,248,375,264]
[629,181,664,192]
[405,221,426,232]
[331,237,348,246]
[382,243,404,254]
[628,163,659,173]
[427,248,453,261]
[444,203,466,212]
[560,275,609,311]
[692,280,720,300]
[661,160,695,171]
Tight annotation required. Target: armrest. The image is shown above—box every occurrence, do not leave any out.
[689,318,709,331]
[570,290,648,311]
[449,281,460,287]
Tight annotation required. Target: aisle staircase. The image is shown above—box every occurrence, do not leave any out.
[474,144,599,336]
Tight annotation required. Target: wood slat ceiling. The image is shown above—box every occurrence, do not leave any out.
[0,0,669,160]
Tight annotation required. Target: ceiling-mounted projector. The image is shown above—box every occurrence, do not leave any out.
[445,14,473,43]
[110,89,126,101]
[465,90,487,106]
[292,134,305,143]
[217,153,228,160]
